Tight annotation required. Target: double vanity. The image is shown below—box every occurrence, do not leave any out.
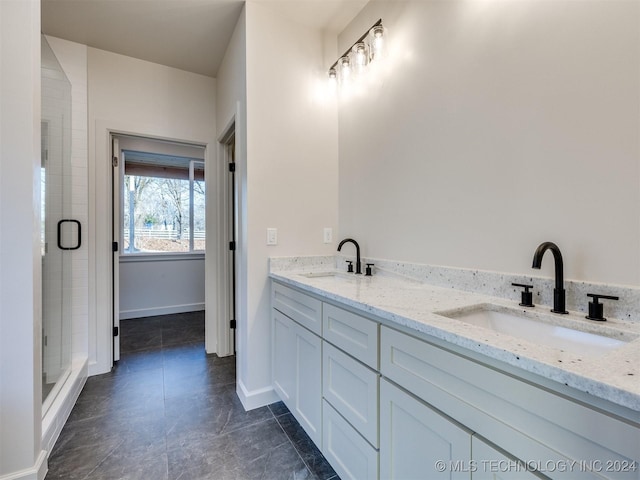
[269,255,640,480]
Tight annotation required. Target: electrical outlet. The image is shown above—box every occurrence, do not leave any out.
[267,228,277,245]
[323,227,333,244]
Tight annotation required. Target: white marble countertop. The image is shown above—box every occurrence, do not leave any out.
[269,266,640,413]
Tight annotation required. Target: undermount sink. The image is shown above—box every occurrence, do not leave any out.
[298,271,345,279]
[437,304,630,357]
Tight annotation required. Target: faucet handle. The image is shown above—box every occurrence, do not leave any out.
[512,283,534,307]
[365,263,375,276]
[345,260,353,273]
[586,293,619,321]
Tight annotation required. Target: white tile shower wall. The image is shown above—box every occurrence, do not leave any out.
[46,36,89,361]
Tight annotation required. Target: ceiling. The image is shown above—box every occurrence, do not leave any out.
[41,0,368,78]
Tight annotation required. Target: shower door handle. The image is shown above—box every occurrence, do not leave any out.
[57,219,81,250]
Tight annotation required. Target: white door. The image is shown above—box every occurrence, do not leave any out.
[380,378,473,480]
[112,136,121,362]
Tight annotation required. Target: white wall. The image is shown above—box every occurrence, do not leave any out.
[338,0,640,287]
[0,0,46,478]
[88,48,216,374]
[119,256,205,319]
[216,4,247,371]
[235,1,339,408]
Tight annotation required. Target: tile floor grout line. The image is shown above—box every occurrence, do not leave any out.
[79,438,125,480]
[273,412,318,480]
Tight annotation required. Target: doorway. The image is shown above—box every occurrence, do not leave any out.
[111,134,208,361]
[217,120,237,357]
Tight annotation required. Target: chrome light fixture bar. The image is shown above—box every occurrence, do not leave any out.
[328,19,384,82]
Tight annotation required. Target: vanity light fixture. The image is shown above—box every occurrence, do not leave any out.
[328,19,384,85]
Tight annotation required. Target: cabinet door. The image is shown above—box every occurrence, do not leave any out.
[380,379,472,480]
[472,436,545,480]
[293,321,323,446]
[273,309,295,407]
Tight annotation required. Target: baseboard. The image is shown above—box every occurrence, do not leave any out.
[120,303,205,320]
[0,450,47,480]
[236,378,279,411]
[87,359,110,377]
[42,357,88,454]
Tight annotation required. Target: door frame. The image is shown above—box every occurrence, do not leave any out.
[90,119,225,374]
[214,116,237,357]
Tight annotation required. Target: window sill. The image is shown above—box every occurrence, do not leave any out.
[119,252,205,263]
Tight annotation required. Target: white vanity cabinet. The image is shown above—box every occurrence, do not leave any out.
[271,279,640,480]
[380,325,639,480]
[271,283,322,445]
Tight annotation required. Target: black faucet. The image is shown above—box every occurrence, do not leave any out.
[531,241,568,314]
[337,238,362,274]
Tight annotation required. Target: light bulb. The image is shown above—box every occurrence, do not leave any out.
[370,25,384,60]
[328,67,337,90]
[353,42,367,67]
[340,56,351,80]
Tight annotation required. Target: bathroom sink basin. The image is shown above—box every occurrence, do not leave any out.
[437,304,629,357]
[298,271,345,279]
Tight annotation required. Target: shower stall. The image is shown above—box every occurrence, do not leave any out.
[41,36,76,413]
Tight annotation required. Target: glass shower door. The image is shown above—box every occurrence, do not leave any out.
[41,36,74,412]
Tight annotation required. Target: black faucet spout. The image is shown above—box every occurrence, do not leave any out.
[337,238,362,274]
[531,241,568,314]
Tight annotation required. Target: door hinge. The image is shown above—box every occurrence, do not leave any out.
[230,320,236,329]
[228,162,236,173]
[229,241,236,251]
[113,326,119,337]
[112,155,118,167]
[112,241,118,252]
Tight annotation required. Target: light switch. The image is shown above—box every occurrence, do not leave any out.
[323,227,333,244]
[267,228,277,245]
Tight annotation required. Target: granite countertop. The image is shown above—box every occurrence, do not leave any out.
[269,265,640,413]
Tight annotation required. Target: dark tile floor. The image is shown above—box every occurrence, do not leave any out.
[46,311,339,480]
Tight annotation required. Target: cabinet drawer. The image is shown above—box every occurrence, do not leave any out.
[323,341,379,447]
[323,303,378,368]
[322,400,379,480]
[272,282,322,335]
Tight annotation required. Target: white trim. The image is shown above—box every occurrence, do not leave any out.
[120,303,205,320]
[41,358,88,455]
[236,378,279,412]
[0,450,48,480]
[212,113,236,358]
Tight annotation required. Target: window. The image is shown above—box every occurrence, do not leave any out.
[122,151,205,254]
